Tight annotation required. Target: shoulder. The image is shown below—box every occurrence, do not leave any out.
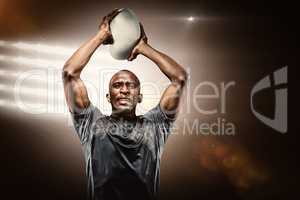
[71,103,107,123]
[143,104,176,123]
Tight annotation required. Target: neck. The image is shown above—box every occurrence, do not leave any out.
[111,108,136,120]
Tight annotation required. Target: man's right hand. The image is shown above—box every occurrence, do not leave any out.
[99,9,120,45]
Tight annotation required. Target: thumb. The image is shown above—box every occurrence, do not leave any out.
[127,53,137,61]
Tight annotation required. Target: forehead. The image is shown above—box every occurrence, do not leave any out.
[110,71,139,84]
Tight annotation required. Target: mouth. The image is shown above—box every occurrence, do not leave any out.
[117,97,130,100]
[117,97,131,104]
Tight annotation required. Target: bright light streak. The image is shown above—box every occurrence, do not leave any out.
[13,42,74,56]
[0,98,54,115]
[187,16,195,22]
[0,69,53,83]
[0,99,45,108]
[0,53,130,69]
[0,84,7,90]
[0,83,66,114]
[0,40,75,56]
[0,40,130,66]
[0,67,110,85]
[0,83,66,102]
[0,69,21,77]
[0,54,64,68]
[0,99,15,107]
[0,83,50,96]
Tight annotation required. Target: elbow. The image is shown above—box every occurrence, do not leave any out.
[174,70,188,87]
[62,64,78,80]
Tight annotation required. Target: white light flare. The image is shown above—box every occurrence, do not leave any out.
[187,16,195,22]
[0,83,57,97]
[0,99,45,109]
[0,54,130,69]
[0,69,21,77]
[0,40,130,68]
[0,40,75,56]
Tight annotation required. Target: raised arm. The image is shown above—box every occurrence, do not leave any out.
[128,25,188,119]
[62,10,119,113]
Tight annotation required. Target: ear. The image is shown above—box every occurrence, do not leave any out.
[106,94,111,103]
[138,94,143,103]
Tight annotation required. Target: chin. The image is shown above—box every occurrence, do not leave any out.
[115,105,133,113]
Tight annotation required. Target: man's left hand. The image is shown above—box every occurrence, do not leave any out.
[127,23,148,61]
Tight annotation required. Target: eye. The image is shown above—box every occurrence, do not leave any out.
[112,82,122,89]
[127,82,137,89]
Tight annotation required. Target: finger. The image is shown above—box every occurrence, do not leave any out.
[139,23,148,42]
[127,53,134,61]
[128,57,135,61]
[128,54,137,61]
[139,23,144,34]
[139,23,146,36]
[132,55,138,61]
[100,16,108,26]
[100,9,119,26]
[106,8,120,22]
[127,54,133,61]
[107,8,120,17]
[103,36,113,45]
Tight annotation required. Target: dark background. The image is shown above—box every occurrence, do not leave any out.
[0,0,296,200]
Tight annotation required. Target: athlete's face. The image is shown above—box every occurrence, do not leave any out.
[107,71,142,113]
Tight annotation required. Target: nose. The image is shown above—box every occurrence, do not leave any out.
[120,85,129,94]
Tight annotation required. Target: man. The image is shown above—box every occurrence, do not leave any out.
[62,9,188,200]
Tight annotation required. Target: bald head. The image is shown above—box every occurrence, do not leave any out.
[109,70,140,91]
